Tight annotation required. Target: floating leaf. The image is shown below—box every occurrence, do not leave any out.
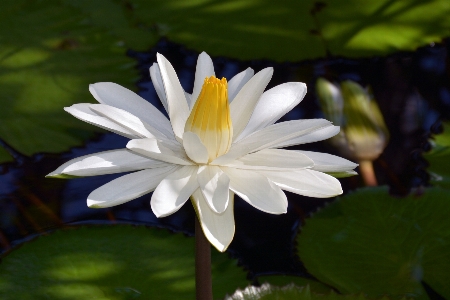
[225,283,401,300]
[0,225,249,299]
[129,0,450,61]
[0,0,136,163]
[256,275,332,294]
[297,187,450,299]
[424,122,450,189]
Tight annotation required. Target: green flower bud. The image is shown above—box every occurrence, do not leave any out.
[316,78,389,161]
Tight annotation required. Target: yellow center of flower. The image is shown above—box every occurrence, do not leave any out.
[185,76,233,162]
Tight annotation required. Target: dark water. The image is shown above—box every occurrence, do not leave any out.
[0,38,449,280]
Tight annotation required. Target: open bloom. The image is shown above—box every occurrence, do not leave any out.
[48,52,357,251]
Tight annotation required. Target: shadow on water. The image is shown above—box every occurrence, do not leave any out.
[0,38,449,278]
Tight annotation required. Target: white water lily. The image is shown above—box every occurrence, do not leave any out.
[48,52,357,252]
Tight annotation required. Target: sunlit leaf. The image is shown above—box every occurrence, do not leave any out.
[256,275,332,294]
[0,225,249,300]
[225,283,402,300]
[129,0,450,61]
[0,0,136,163]
[297,187,450,299]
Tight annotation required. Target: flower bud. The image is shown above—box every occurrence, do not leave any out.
[316,78,389,161]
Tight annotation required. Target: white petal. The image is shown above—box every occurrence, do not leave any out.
[191,188,235,252]
[225,149,314,171]
[191,52,215,108]
[156,53,190,140]
[197,166,230,213]
[87,166,178,208]
[326,170,358,178]
[212,119,332,165]
[275,125,340,148]
[295,150,358,173]
[151,166,199,217]
[182,132,208,164]
[236,82,307,141]
[64,104,139,139]
[89,104,168,140]
[230,67,273,139]
[89,82,174,139]
[127,138,192,165]
[260,169,343,198]
[149,63,169,113]
[228,67,254,102]
[222,167,287,214]
[47,149,168,177]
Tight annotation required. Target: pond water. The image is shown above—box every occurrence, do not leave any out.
[0,38,449,279]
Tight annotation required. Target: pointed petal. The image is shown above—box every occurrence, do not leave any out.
[197,166,230,213]
[64,104,139,139]
[212,119,333,165]
[228,67,254,102]
[295,150,358,172]
[156,53,190,140]
[191,52,215,108]
[224,149,314,171]
[151,166,199,217]
[87,166,178,208]
[182,132,208,164]
[274,125,340,148]
[191,189,235,252]
[236,82,307,141]
[326,170,358,178]
[222,167,287,214]
[230,67,273,139]
[47,149,169,177]
[260,169,343,198]
[89,104,168,140]
[149,63,169,113]
[127,138,192,165]
[89,82,174,139]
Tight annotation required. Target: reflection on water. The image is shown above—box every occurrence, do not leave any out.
[0,38,449,278]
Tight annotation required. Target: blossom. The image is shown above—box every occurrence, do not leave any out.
[48,52,357,251]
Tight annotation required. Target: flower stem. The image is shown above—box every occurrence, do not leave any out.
[359,160,378,186]
[195,216,212,300]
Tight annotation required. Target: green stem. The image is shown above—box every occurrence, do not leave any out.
[195,216,212,300]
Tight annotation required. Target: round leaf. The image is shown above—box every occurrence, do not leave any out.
[0,225,249,299]
[297,187,450,299]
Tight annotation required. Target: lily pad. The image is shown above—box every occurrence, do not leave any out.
[297,187,450,299]
[0,225,249,300]
[225,283,402,300]
[256,275,332,294]
[0,0,136,163]
[424,122,450,189]
[129,0,450,61]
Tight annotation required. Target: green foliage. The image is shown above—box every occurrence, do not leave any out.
[0,0,136,163]
[0,225,249,300]
[297,187,450,299]
[424,122,450,189]
[225,283,402,300]
[129,0,450,61]
[256,275,332,294]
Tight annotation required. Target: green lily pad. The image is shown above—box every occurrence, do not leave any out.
[424,122,450,189]
[129,0,450,61]
[0,225,249,300]
[0,0,136,163]
[297,187,450,299]
[225,283,403,300]
[256,275,332,294]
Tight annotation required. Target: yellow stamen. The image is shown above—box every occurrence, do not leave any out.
[185,76,233,162]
